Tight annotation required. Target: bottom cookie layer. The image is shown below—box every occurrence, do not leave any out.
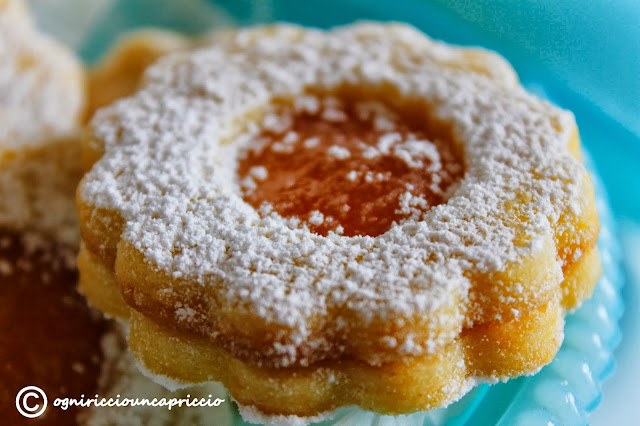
[77,244,601,419]
[129,301,561,417]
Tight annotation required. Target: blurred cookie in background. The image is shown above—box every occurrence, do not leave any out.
[0,0,86,246]
[1,2,230,424]
[86,29,190,120]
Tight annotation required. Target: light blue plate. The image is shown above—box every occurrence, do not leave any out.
[73,1,629,424]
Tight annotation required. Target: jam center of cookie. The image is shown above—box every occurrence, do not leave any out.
[238,94,464,237]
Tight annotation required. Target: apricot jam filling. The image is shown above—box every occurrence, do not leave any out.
[238,94,464,237]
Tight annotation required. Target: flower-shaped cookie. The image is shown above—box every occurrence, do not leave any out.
[78,23,600,420]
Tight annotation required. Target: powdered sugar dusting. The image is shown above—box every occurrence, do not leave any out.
[0,231,76,277]
[80,23,584,364]
[0,0,84,149]
[327,145,351,160]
